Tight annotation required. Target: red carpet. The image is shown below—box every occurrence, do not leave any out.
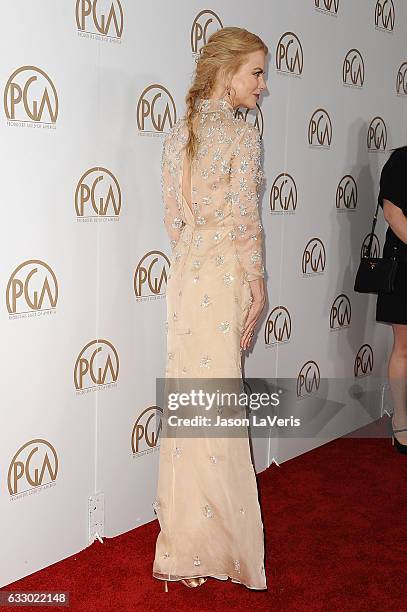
[2,430,406,611]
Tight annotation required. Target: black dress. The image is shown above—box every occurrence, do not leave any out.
[376,146,407,324]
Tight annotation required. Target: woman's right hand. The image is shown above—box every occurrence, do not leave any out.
[240,278,266,351]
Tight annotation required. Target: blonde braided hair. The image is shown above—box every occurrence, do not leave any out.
[183,27,268,162]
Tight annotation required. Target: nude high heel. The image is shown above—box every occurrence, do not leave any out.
[181,577,208,588]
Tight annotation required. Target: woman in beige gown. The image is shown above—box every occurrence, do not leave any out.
[153,27,268,591]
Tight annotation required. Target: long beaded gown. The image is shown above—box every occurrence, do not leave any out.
[152,97,267,590]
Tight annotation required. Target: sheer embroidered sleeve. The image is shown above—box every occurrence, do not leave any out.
[230,124,265,281]
[161,132,184,251]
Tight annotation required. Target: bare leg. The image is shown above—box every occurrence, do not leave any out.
[388,324,407,443]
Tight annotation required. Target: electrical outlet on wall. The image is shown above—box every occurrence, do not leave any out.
[89,492,105,544]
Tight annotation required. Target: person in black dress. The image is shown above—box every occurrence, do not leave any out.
[376,146,407,453]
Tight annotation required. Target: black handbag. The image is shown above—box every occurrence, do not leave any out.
[354,201,399,294]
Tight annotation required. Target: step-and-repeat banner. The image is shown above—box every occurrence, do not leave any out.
[1,0,406,587]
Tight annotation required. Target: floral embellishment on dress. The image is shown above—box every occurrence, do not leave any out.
[225,191,239,204]
[193,234,203,248]
[215,209,224,219]
[239,159,249,173]
[193,555,201,566]
[238,224,247,234]
[239,177,248,191]
[213,147,222,161]
[171,217,184,229]
[196,216,206,225]
[172,447,182,457]
[202,504,214,518]
[209,455,218,464]
[200,355,211,368]
[219,321,230,333]
[172,311,178,321]
[198,99,210,112]
[152,499,160,512]
[197,145,209,160]
[201,294,211,308]
[228,230,236,241]
[223,273,234,286]
[233,559,241,573]
[215,255,225,266]
[220,159,231,174]
[167,352,174,360]
[251,250,261,264]
[239,506,245,515]
[163,551,170,559]
[213,232,222,241]
[193,275,200,283]
[202,195,212,206]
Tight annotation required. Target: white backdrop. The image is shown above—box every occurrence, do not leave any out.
[1,0,406,588]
